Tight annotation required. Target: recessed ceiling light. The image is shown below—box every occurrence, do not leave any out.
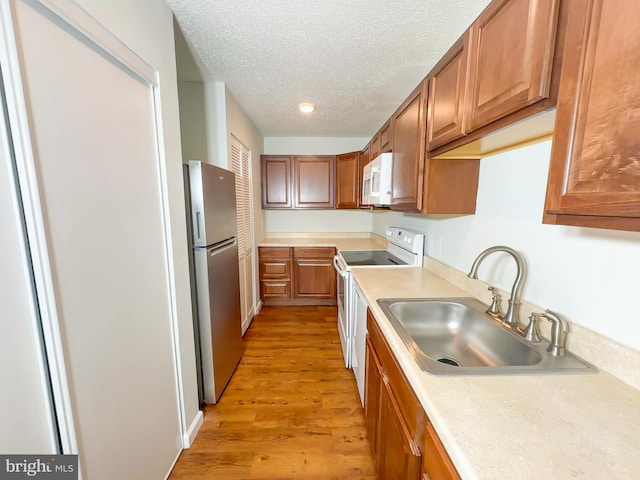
[298,103,316,113]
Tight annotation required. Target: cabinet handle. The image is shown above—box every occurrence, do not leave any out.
[422,473,431,480]
[409,439,421,457]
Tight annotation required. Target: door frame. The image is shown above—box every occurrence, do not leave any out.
[0,0,189,458]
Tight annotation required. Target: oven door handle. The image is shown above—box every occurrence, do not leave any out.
[333,255,348,278]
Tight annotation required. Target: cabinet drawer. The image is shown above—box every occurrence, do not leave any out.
[258,247,291,259]
[293,247,335,258]
[259,259,291,279]
[260,280,291,298]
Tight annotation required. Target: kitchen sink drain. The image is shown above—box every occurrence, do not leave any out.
[436,356,460,367]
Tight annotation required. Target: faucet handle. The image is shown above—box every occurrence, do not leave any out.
[541,310,568,357]
[523,312,544,343]
[486,286,502,318]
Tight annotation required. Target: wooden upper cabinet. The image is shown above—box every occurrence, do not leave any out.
[359,144,371,208]
[427,32,470,150]
[293,156,335,209]
[261,155,335,210]
[544,0,640,232]
[336,151,360,209]
[422,158,480,215]
[261,156,292,208]
[465,0,560,131]
[379,120,392,153]
[391,83,427,212]
[370,133,381,160]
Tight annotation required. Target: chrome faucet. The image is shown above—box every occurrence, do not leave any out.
[540,310,568,357]
[467,246,527,330]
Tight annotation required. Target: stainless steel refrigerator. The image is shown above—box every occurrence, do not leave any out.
[185,160,244,404]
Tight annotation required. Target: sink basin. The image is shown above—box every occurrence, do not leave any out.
[377,298,596,376]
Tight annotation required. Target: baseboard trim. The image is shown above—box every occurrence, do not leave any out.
[182,410,204,448]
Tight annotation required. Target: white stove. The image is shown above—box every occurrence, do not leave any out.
[333,227,425,397]
[336,227,424,269]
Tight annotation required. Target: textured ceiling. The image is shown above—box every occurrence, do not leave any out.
[167,0,493,137]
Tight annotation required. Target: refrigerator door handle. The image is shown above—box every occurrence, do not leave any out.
[195,211,202,242]
[209,238,237,253]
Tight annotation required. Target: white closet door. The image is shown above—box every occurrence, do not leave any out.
[230,137,256,333]
[0,71,57,454]
[12,1,181,478]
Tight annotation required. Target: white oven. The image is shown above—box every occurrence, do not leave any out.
[334,253,352,367]
[333,227,425,377]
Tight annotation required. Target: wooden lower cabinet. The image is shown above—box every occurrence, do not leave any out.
[422,422,461,480]
[258,247,292,303]
[366,309,460,480]
[377,375,422,479]
[292,247,336,301]
[259,246,336,306]
[364,336,383,455]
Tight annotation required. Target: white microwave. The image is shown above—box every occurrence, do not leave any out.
[362,152,393,206]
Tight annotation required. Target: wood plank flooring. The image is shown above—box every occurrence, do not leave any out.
[169,306,376,480]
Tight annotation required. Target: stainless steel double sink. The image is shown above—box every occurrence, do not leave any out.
[376,298,596,376]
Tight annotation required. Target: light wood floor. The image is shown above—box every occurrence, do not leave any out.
[169,306,376,480]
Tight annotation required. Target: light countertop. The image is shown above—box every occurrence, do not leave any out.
[351,266,640,480]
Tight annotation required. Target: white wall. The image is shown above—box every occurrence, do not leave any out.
[263,136,373,233]
[372,140,640,353]
[264,136,369,155]
[65,0,200,448]
[266,210,372,233]
[177,82,208,162]
[204,81,229,168]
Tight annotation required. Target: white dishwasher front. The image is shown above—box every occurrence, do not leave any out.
[352,280,368,407]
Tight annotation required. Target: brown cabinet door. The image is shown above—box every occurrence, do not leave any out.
[423,158,480,215]
[370,133,381,160]
[336,151,361,209]
[391,82,426,212]
[359,144,370,207]
[293,257,335,298]
[466,0,559,131]
[380,121,392,153]
[293,156,335,209]
[364,335,382,458]
[427,32,470,150]
[377,375,422,480]
[261,155,292,208]
[422,422,461,480]
[544,0,640,232]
